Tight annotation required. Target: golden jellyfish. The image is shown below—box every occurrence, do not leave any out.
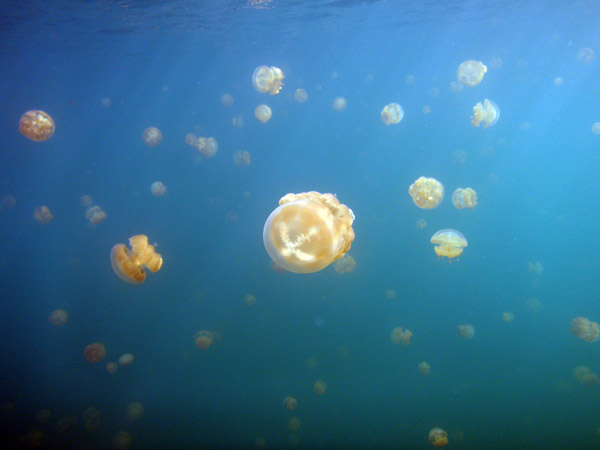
[430,229,467,261]
[252,65,284,95]
[125,402,144,422]
[85,205,107,225]
[458,324,475,339]
[106,362,118,374]
[592,122,600,135]
[452,188,478,209]
[380,103,404,125]
[150,181,166,197]
[429,427,448,447]
[84,343,106,363]
[244,293,256,306]
[391,326,412,346]
[334,254,356,273]
[502,311,515,323]
[574,366,599,386]
[233,150,251,166]
[418,361,431,375]
[570,317,600,342]
[528,261,544,275]
[263,191,355,274]
[194,330,214,349]
[313,380,326,395]
[34,205,53,224]
[221,93,234,106]
[48,309,68,327]
[578,47,595,63]
[255,104,272,123]
[19,110,55,141]
[416,219,427,230]
[294,88,308,103]
[110,235,163,284]
[457,60,487,87]
[408,177,444,209]
[332,97,347,111]
[80,194,93,207]
[119,353,134,366]
[283,396,297,410]
[195,136,218,158]
[472,98,499,128]
[141,127,162,147]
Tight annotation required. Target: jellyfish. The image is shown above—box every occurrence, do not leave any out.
[85,205,107,225]
[48,309,68,327]
[232,115,245,128]
[19,110,55,141]
[577,48,595,63]
[80,195,93,207]
[385,289,396,300]
[252,65,284,95]
[255,104,272,123]
[106,362,118,374]
[452,188,478,209]
[221,93,234,106]
[381,103,404,125]
[194,330,214,349]
[83,407,101,431]
[457,324,475,339]
[150,181,166,197]
[391,327,412,346]
[409,177,444,209]
[457,60,487,87]
[244,294,256,306]
[119,353,134,366]
[313,380,326,395]
[502,311,515,322]
[283,396,297,410]
[263,191,355,273]
[472,99,499,128]
[452,149,467,165]
[113,431,132,450]
[334,254,356,273]
[592,122,600,134]
[294,89,308,103]
[1,194,16,210]
[101,97,112,107]
[430,229,468,261]
[527,261,544,275]
[141,127,162,147]
[570,317,600,342]
[34,206,53,224]
[195,136,218,158]
[125,402,144,422]
[418,361,431,375]
[233,150,251,166]
[110,235,163,284]
[332,97,347,111]
[574,366,599,386]
[429,427,448,447]
[84,343,106,363]
[288,417,301,431]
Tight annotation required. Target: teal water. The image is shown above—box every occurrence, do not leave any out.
[1,0,600,448]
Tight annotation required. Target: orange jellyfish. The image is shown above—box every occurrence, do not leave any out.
[574,366,599,386]
[457,60,487,87]
[332,97,347,111]
[391,327,412,346]
[570,317,600,342]
[263,191,355,273]
[313,380,326,395]
[48,309,68,327]
[472,99,499,128]
[452,188,478,209]
[119,353,134,366]
[294,89,308,103]
[142,127,162,147]
[233,150,251,166]
[110,235,163,284]
[430,229,467,261]
[19,110,55,141]
[283,396,297,410]
[150,181,166,197]
[255,104,272,123]
[380,103,404,125]
[34,206,53,224]
[334,254,356,273]
[418,361,431,375]
[84,343,106,363]
[409,177,444,209]
[194,330,214,349]
[458,324,475,339]
[252,65,284,95]
[429,427,448,447]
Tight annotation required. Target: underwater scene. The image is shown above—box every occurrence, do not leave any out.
[2,0,600,448]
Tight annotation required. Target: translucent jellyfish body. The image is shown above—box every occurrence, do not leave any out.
[429,427,448,447]
[381,103,404,125]
[409,177,444,209]
[457,60,487,87]
[472,99,499,128]
[252,65,284,95]
[452,188,478,209]
[570,317,600,342]
[430,229,467,261]
[19,110,55,141]
[110,235,163,284]
[255,104,272,123]
[263,192,355,273]
[142,127,162,147]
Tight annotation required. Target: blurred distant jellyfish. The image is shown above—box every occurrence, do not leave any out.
[283,396,297,410]
[457,324,475,339]
[449,81,463,92]
[553,77,563,86]
[125,402,144,422]
[577,47,595,63]
[418,361,431,375]
[106,362,118,374]
[83,407,101,431]
[288,417,300,431]
[452,149,467,165]
[80,195,93,207]
[430,229,468,261]
[263,191,355,273]
[270,260,286,274]
[1,194,16,210]
[294,89,308,103]
[19,110,55,141]
[142,127,162,147]
[570,317,600,342]
[472,99,499,128]
[85,205,107,225]
[391,326,412,346]
[429,427,448,447]
[489,57,503,69]
[255,104,272,123]
[252,65,284,95]
[409,177,444,209]
[313,380,326,395]
[332,97,347,111]
[233,150,251,166]
[110,235,163,284]
[194,330,214,349]
[592,122,600,135]
[452,188,478,209]
[527,261,544,275]
[429,87,440,98]
[34,206,53,224]
[502,311,514,322]
[221,93,234,106]
[334,254,356,273]
[49,309,68,327]
[574,366,599,386]
[244,294,256,306]
[385,289,396,300]
[100,97,112,107]
[405,74,415,85]
[380,103,404,125]
[422,106,431,114]
[84,343,106,363]
[196,136,218,158]
[457,60,487,87]
[416,219,427,230]
[232,115,245,128]
[119,353,134,366]
[150,181,166,197]
[113,431,132,450]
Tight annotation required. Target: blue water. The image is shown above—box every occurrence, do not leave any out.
[2,0,600,448]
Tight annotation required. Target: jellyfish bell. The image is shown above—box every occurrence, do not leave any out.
[457,324,475,338]
[409,177,444,209]
[49,309,68,327]
[194,330,214,349]
[332,97,347,111]
[294,88,308,103]
[252,65,284,95]
[430,229,468,261]
[452,188,478,209]
[570,317,600,342]
[150,181,166,197]
[381,103,404,125]
[418,361,431,375]
[263,191,355,274]
[429,427,448,447]
[110,235,163,284]
[457,60,487,87]
[283,396,297,410]
[472,99,499,128]
[19,110,55,141]
[255,104,272,123]
[84,343,106,363]
[142,127,162,147]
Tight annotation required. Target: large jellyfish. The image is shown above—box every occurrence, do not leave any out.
[110,235,163,284]
[252,65,284,95]
[430,229,468,261]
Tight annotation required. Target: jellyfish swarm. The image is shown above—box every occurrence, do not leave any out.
[381,103,404,125]
[570,317,600,342]
[409,177,444,209]
[142,127,162,147]
[110,235,163,284]
[457,60,487,87]
[452,188,478,209]
[472,99,499,128]
[263,192,355,273]
[84,343,106,363]
[252,65,284,95]
[19,110,55,141]
[430,229,467,261]
[429,428,448,447]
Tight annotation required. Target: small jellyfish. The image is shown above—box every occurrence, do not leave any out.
[409,177,444,209]
[429,427,448,447]
[263,192,355,273]
[83,407,101,431]
[118,353,134,366]
[472,99,499,128]
[381,103,404,125]
[84,343,106,363]
[416,219,427,230]
[233,150,251,166]
[252,65,284,95]
[194,330,214,349]
[334,254,356,273]
[48,309,68,327]
[113,431,132,450]
[232,115,245,128]
[221,93,234,106]
[106,362,118,374]
[255,104,272,123]
[244,294,256,306]
[574,366,599,386]
[142,127,162,147]
[288,417,300,431]
[457,324,475,339]
[313,380,326,395]
[385,289,396,300]
[19,110,55,141]
[502,311,514,322]
[418,361,431,375]
[452,149,467,165]
[592,122,600,135]
[125,402,144,422]
[283,396,297,410]
[101,97,112,107]
[34,206,53,224]
[110,235,163,284]
[391,327,412,346]
[195,136,218,158]
[570,317,600,342]
[80,195,93,207]
[150,181,166,197]
[85,205,107,225]
[577,47,595,63]
[452,188,478,209]
[294,89,308,103]
[1,194,16,210]
[527,261,544,275]
[430,229,468,261]
[554,77,563,86]
[332,97,347,111]
[457,60,487,87]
